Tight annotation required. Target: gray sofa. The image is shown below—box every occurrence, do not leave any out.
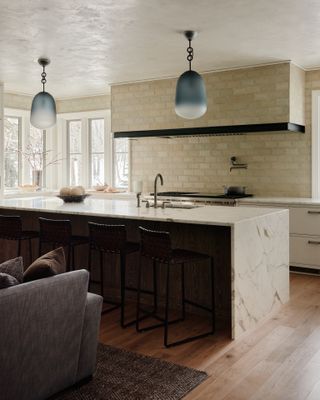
[0,269,102,400]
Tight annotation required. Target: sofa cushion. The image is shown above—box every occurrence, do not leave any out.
[0,272,19,289]
[0,256,23,283]
[23,247,66,282]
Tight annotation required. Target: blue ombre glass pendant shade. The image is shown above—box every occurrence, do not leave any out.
[30,91,57,129]
[175,70,207,119]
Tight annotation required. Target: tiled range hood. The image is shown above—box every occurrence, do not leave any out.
[112,63,306,139]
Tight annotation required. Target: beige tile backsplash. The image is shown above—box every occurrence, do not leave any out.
[130,133,310,196]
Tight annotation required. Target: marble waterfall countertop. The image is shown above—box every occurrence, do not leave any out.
[0,196,287,227]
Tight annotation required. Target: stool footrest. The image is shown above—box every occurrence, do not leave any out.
[165,330,214,348]
[122,314,150,329]
[136,309,184,332]
[184,299,212,313]
[125,286,154,295]
[89,279,100,284]
[101,299,121,314]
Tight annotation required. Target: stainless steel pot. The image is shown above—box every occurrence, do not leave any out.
[223,185,246,195]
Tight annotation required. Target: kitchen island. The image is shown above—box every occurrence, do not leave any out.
[0,196,289,339]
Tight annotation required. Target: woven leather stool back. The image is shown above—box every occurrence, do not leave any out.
[39,217,72,245]
[0,215,22,240]
[88,222,127,254]
[139,226,172,262]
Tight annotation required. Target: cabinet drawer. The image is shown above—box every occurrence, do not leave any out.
[290,207,320,235]
[290,235,320,267]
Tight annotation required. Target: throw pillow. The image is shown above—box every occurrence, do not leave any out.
[0,272,19,289]
[23,247,66,282]
[0,257,23,283]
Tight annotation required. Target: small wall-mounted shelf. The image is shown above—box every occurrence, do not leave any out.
[230,156,248,172]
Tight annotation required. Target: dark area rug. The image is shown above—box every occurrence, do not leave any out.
[53,343,208,400]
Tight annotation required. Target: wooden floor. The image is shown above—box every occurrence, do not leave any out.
[99,273,320,400]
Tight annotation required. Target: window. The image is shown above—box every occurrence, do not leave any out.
[28,126,46,184]
[60,110,123,189]
[67,120,82,186]
[114,138,129,188]
[4,116,21,188]
[89,118,105,186]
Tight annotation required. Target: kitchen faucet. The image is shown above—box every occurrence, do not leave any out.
[154,173,164,208]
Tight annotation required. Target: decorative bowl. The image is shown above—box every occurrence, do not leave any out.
[57,194,91,203]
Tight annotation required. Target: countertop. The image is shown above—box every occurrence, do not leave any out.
[0,196,286,227]
[238,197,320,206]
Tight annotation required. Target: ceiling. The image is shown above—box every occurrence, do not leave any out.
[0,0,319,98]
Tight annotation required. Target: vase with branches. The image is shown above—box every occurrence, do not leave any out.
[19,144,63,188]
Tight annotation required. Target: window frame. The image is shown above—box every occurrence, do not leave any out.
[3,108,48,192]
[66,119,83,187]
[88,117,106,187]
[113,137,130,189]
[312,90,320,198]
[58,110,113,189]
[4,115,22,188]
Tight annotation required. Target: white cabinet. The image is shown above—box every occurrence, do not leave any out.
[238,202,320,270]
[290,235,320,268]
[290,207,320,235]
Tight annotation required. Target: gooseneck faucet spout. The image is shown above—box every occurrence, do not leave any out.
[154,173,164,208]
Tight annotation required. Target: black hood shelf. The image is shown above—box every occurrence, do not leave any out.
[114,122,304,139]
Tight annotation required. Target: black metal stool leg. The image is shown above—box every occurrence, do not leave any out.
[17,239,21,257]
[100,250,104,298]
[28,238,33,265]
[136,254,142,332]
[99,251,122,315]
[164,262,171,348]
[38,240,42,257]
[211,257,215,334]
[67,245,71,272]
[87,246,92,291]
[120,252,126,328]
[181,263,185,320]
[88,246,92,273]
[70,245,75,271]
[153,260,158,313]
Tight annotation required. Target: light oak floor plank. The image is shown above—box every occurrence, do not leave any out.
[99,273,320,400]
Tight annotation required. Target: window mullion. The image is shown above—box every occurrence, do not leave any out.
[82,117,89,188]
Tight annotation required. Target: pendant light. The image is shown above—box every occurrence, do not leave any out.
[30,58,57,129]
[175,31,207,119]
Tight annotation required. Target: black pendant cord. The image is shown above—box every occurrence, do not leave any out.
[187,39,193,71]
[41,65,47,92]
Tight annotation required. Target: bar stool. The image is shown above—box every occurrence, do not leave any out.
[88,222,144,327]
[39,217,88,270]
[0,215,38,264]
[136,226,215,348]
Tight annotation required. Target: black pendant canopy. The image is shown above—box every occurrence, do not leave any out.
[30,58,57,129]
[175,31,207,119]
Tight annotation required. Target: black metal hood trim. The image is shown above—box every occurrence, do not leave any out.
[114,122,305,139]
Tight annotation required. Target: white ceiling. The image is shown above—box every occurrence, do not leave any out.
[0,0,319,98]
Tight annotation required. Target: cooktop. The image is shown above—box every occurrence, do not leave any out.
[153,191,253,199]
